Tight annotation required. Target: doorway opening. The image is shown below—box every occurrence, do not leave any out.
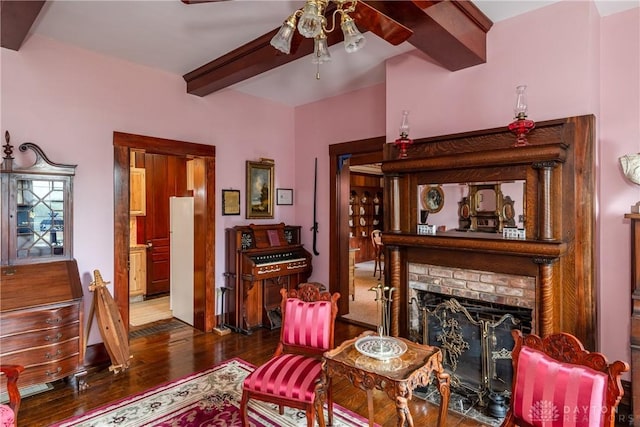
[342,163,383,327]
[127,153,202,329]
[113,132,216,336]
[328,135,385,326]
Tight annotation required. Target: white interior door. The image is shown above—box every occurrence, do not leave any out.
[170,196,194,325]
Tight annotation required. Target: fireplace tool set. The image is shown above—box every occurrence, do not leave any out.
[354,283,408,360]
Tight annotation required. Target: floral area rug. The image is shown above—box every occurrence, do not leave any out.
[51,358,370,427]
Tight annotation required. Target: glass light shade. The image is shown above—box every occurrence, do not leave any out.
[270,19,296,54]
[399,110,410,137]
[298,2,323,38]
[513,85,528,119]
[312,33,331,64]
[341,16,366,53]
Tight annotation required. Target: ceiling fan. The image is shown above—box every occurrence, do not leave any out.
[181,1,493,97]
[181,0,413,59]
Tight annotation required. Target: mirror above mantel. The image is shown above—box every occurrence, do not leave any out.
[417,181,525,234]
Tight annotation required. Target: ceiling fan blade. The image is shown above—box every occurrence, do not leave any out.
[351,2,413,45]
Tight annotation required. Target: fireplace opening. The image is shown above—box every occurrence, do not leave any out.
[410,290,533,419]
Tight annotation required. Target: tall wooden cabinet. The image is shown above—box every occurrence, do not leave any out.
[1,132,86,390]
[349,173,383,264]
[626,213,640,422]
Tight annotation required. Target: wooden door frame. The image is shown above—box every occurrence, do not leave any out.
[328,136,385,315]
[113,132,216,332]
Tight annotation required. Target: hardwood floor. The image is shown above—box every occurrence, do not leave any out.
[17,319,489,427]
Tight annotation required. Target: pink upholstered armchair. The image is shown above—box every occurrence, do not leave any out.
[1,365,24,427]
[501,330,628,427]
[240,284,340,427]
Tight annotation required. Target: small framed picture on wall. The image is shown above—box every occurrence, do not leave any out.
[222,189,241,215]
[276,188,293,205]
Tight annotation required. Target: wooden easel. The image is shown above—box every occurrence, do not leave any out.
[87,270,132,374]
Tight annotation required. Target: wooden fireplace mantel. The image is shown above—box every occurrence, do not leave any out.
[625,213,640,422]
[381,115,596,349]
[382,233,567,259]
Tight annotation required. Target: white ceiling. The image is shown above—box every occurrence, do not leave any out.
[28,0,639,107]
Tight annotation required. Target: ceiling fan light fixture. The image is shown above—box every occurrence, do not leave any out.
[312,33,332,64]
[271,0,369,74]
[298,1,326,39]
[270,15,297,54]
[341,14,366,53]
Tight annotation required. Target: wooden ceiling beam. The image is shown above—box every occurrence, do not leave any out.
[368,0,493,71]
[1,0,46,51]
[184,2,345,97]
[183,28,344,98]
[184,0,492,97]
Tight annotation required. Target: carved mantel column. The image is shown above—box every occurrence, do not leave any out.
[388,245,401,337]
[533,257,558,337]
[533,161,558,240]
[389,175,401,232]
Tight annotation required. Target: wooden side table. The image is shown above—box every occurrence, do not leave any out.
[320,331,450,427]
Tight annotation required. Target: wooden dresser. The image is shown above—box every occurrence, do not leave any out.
[626,213,640,422]
[0,259,87,389]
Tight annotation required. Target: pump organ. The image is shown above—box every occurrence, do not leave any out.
[225,223,312,333]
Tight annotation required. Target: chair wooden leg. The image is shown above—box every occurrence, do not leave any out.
[307,404,317,427]
[279,404,284,415]
[240,391,251,427]
[316,402,326,427]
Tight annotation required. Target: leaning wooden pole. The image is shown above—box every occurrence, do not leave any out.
[88,270,132,373]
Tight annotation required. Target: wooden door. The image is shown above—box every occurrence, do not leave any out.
[143,153,188,297]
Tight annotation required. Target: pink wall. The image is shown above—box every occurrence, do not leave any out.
[386,1,601,138]
[294,84,386,285]
[599,8,640,364]
[1,35,296,344]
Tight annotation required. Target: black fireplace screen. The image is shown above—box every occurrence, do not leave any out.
[410,292,532,405]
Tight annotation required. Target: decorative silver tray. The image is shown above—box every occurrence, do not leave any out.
[355,335,407,360]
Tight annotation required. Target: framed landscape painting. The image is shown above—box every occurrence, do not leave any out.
[246,160,274,219]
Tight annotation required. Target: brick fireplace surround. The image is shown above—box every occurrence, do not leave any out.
[408,263,536,345]
[408,263,536,310]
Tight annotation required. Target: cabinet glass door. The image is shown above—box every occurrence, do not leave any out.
[14,176,71,261]
[1,136,76,266]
